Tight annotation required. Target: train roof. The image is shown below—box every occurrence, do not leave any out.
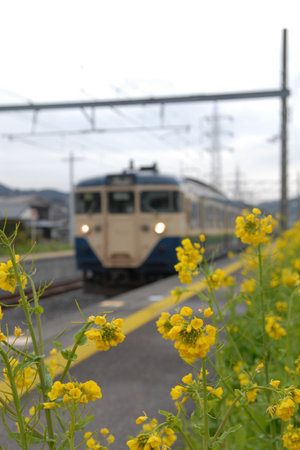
[76,169,244,208]
[77,170,181,187]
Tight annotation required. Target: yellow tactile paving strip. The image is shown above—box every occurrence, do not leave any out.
[0,259,243,397]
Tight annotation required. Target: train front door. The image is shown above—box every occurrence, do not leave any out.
[104,190,139,267]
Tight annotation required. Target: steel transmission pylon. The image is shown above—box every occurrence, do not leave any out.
[203,102,234,191]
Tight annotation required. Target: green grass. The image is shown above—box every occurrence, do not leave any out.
[0,242,74,256]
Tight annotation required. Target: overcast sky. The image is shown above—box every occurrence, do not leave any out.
[0,0,299,202]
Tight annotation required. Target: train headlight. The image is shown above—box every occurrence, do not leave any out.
[154,222,166,234]
[81,224,90,234]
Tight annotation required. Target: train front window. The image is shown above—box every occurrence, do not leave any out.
[140,191,181,213]
[75,192,101,214]
[108,191,135,214]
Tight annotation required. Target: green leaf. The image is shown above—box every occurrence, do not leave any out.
[53,341,62,351]
[173,419,182,432]
[61,349,77,362]
[192,423,205,436]
[196,291,209,302]
[8,430,57,445]
[74,414,95,430]
[207,398,218,412]
[27,352,45,362]
[234,389,245,398]
[73,325,88,346]
[233,426,247,450]
[158,410,170,417]
[28,306,44,315]
[19,354,45,372]
[6,432,21,445]
[216,424,243,444]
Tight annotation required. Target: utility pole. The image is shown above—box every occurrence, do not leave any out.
[297,173,300,221]
[234,166,242,201]
[281,28,288,229]
[203,102,233,191]
[63,152,83,245]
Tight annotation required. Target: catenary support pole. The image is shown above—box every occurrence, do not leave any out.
[281,28,288,229]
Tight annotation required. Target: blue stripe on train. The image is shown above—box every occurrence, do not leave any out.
[75,236,181,273]
[75,237,103,271]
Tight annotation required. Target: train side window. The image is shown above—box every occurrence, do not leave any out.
[205,205,213,228]
[108,191,135,214]
[75,192,101,214]
[191,202,200,229]
[140,191,181,213]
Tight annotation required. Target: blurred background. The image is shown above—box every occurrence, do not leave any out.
[0,0,299,245]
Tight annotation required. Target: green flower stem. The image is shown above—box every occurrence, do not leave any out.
[257,244,269,386]
[69,406,76,450]
[2,340,28,357]
[0,348,28,450]
[257,245,277,450]
[6,245,55,450]
[285,288,298,370]
[59,321,91,383]
[211,393,242,443]
[30,278,45,356]
[201,358,210,449]
[69,414,75,450]
[0,397,45,439]
[178,429,196,450]
[247,385,278,393]
[200,267,245,365]
[207,358,271,438]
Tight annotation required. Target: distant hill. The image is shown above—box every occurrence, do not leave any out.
[0,184,68,206]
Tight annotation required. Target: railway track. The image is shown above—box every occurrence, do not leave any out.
[0,279,84,307]
[0,279,140,308]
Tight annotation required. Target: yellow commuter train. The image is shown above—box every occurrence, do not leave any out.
[74,164,243,287]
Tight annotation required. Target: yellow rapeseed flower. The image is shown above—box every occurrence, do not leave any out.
[276,397,295,421]
[276,301,288,312]
[256,363,264,373]
[182,373,193,384]
[94,315,106,325]
[265,316,287,340]
[235,209,273,245]
[246,385,259,402]
[170,385,185,400]
[282,268,299,287]
[136,412,148,424]
[191,318,203,329]
[282,426,300,449]
[180,307,193,317]
[0,331,6,341]
[174,238,203,284]
[211,387,223,399]
[204,307,213,317]
[86,437,96,449]
[14,326,23,338]
[0,256,27,294]
[85,318,125,352]
[43,402,60,409]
